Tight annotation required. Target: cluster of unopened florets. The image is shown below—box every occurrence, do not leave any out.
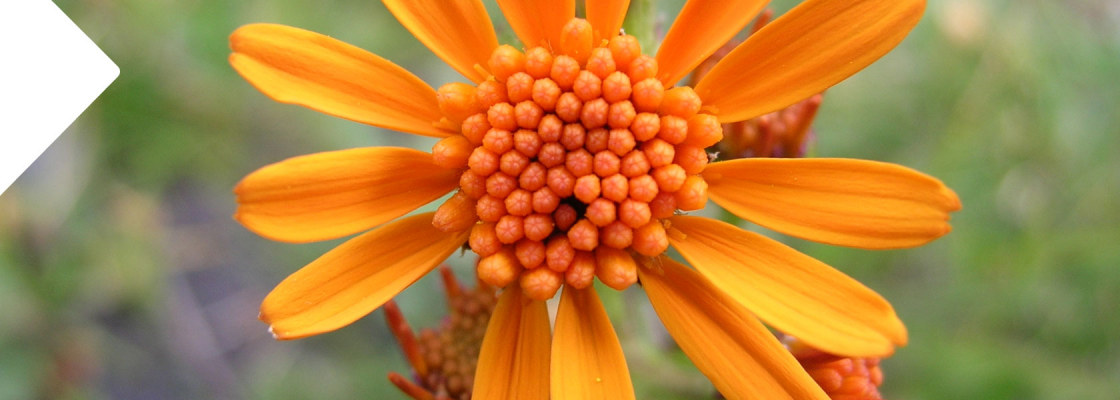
[386,267,497,400]
[789,339,886,400]
[429,18,722,301]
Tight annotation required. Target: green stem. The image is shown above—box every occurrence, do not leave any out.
[622,0,656,52]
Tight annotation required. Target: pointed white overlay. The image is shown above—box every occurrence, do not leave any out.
[0,0,119,195]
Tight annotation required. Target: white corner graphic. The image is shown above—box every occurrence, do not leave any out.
[0,0,119,195]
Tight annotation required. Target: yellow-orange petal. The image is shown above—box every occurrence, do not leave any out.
[495,0,576,49]
[695,0,925,122]
[638,258,829,400]
[229,24,451,137]
[382,0,498,83]
[261,213,469,339]
[234,147,459,243]
[703,158,960,249]
[669,215,907,357]
[655,0,767,85]
[551,287,635,400]
[586,0,630,43]
[474,286,551,400]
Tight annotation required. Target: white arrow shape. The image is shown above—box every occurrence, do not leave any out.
[0,0,119,195]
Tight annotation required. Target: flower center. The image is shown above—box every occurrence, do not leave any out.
[430,18,721,301]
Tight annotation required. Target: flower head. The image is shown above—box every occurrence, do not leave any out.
[230,0,956,398]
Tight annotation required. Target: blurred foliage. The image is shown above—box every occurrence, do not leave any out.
[1,0,1118,399]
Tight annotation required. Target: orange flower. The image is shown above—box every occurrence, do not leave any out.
[229,0,956,399]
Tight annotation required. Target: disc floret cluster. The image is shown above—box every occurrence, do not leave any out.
[429,19,721,301]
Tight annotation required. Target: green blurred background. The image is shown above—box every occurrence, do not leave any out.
[2,0,1118,398]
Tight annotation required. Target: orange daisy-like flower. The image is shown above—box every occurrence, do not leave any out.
[230,0,957,398]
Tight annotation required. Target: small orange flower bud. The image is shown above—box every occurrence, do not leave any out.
[515,238,546,269]
[658,115,688,144]
[567,218,599,250]
[618,199,651,228]
[531,78,562,111]
[652,164,687,192]
[573,70,602,102]
[593,150,621,177]
[649,191,677,219]
[504,189,533,216]
[431,135,473,169]
[545,236,575,272]
[559,123,586,150]
[524,47,554,79]
[475,194,506,222]
[469,223,502,256]
[620,150,651,178]
[550,55,581,90]
[675,175,708,211]
[565,251,596,289]
[660,87,702,119]
[573,174,601,204]
[566,149,594,177]
[487,45,525,82]
[585,198,617,227]
[600,220,634,249]
[436,82,480,125]
[475,79,508,109]
[595,247,637,290]
[600,174,629,203]
[522,213,554,241]
[641,138,674,167]
[674,145,709,175]
[555,92,583,123]
[585,128,609,153]
[630,112,661,141]
[514,100,543,129]
[607,127,636,155]
[487,103,517,131]
[602,71,632,104]
[631,78,664,112]
[546,166,576,197]
[628,174,659,203]
[519,162,547,191]
[506,72,534,103]
[585,47,616,79]
[580,98,609,128]
[559,18,593,63]
[484,171,517,198]
[495,215,525,244]
[478,248,518,287]
[461,113,490,145]
[433,191,477,233]
[520,267,562,301]
[537,115,563,142]
[608,35,640,71]
[607,101,636,129]
[627,55,658,82]
[632,220,669,256]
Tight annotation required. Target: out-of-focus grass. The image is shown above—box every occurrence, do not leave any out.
[0,0,1117,399]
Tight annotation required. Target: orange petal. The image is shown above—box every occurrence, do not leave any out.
[261,212,469,339]
[639,258,828,400]
[473,286,551,399]
[655,0,767,85]
[234,147,460,243]
[551,287,635,400]
[704,158,961,249]
[695,0,925,122]
[586,0,630,43]
[382,0,498,83]
[669,215,907,357]
[495,0,576,49]
[229,23,452,137]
